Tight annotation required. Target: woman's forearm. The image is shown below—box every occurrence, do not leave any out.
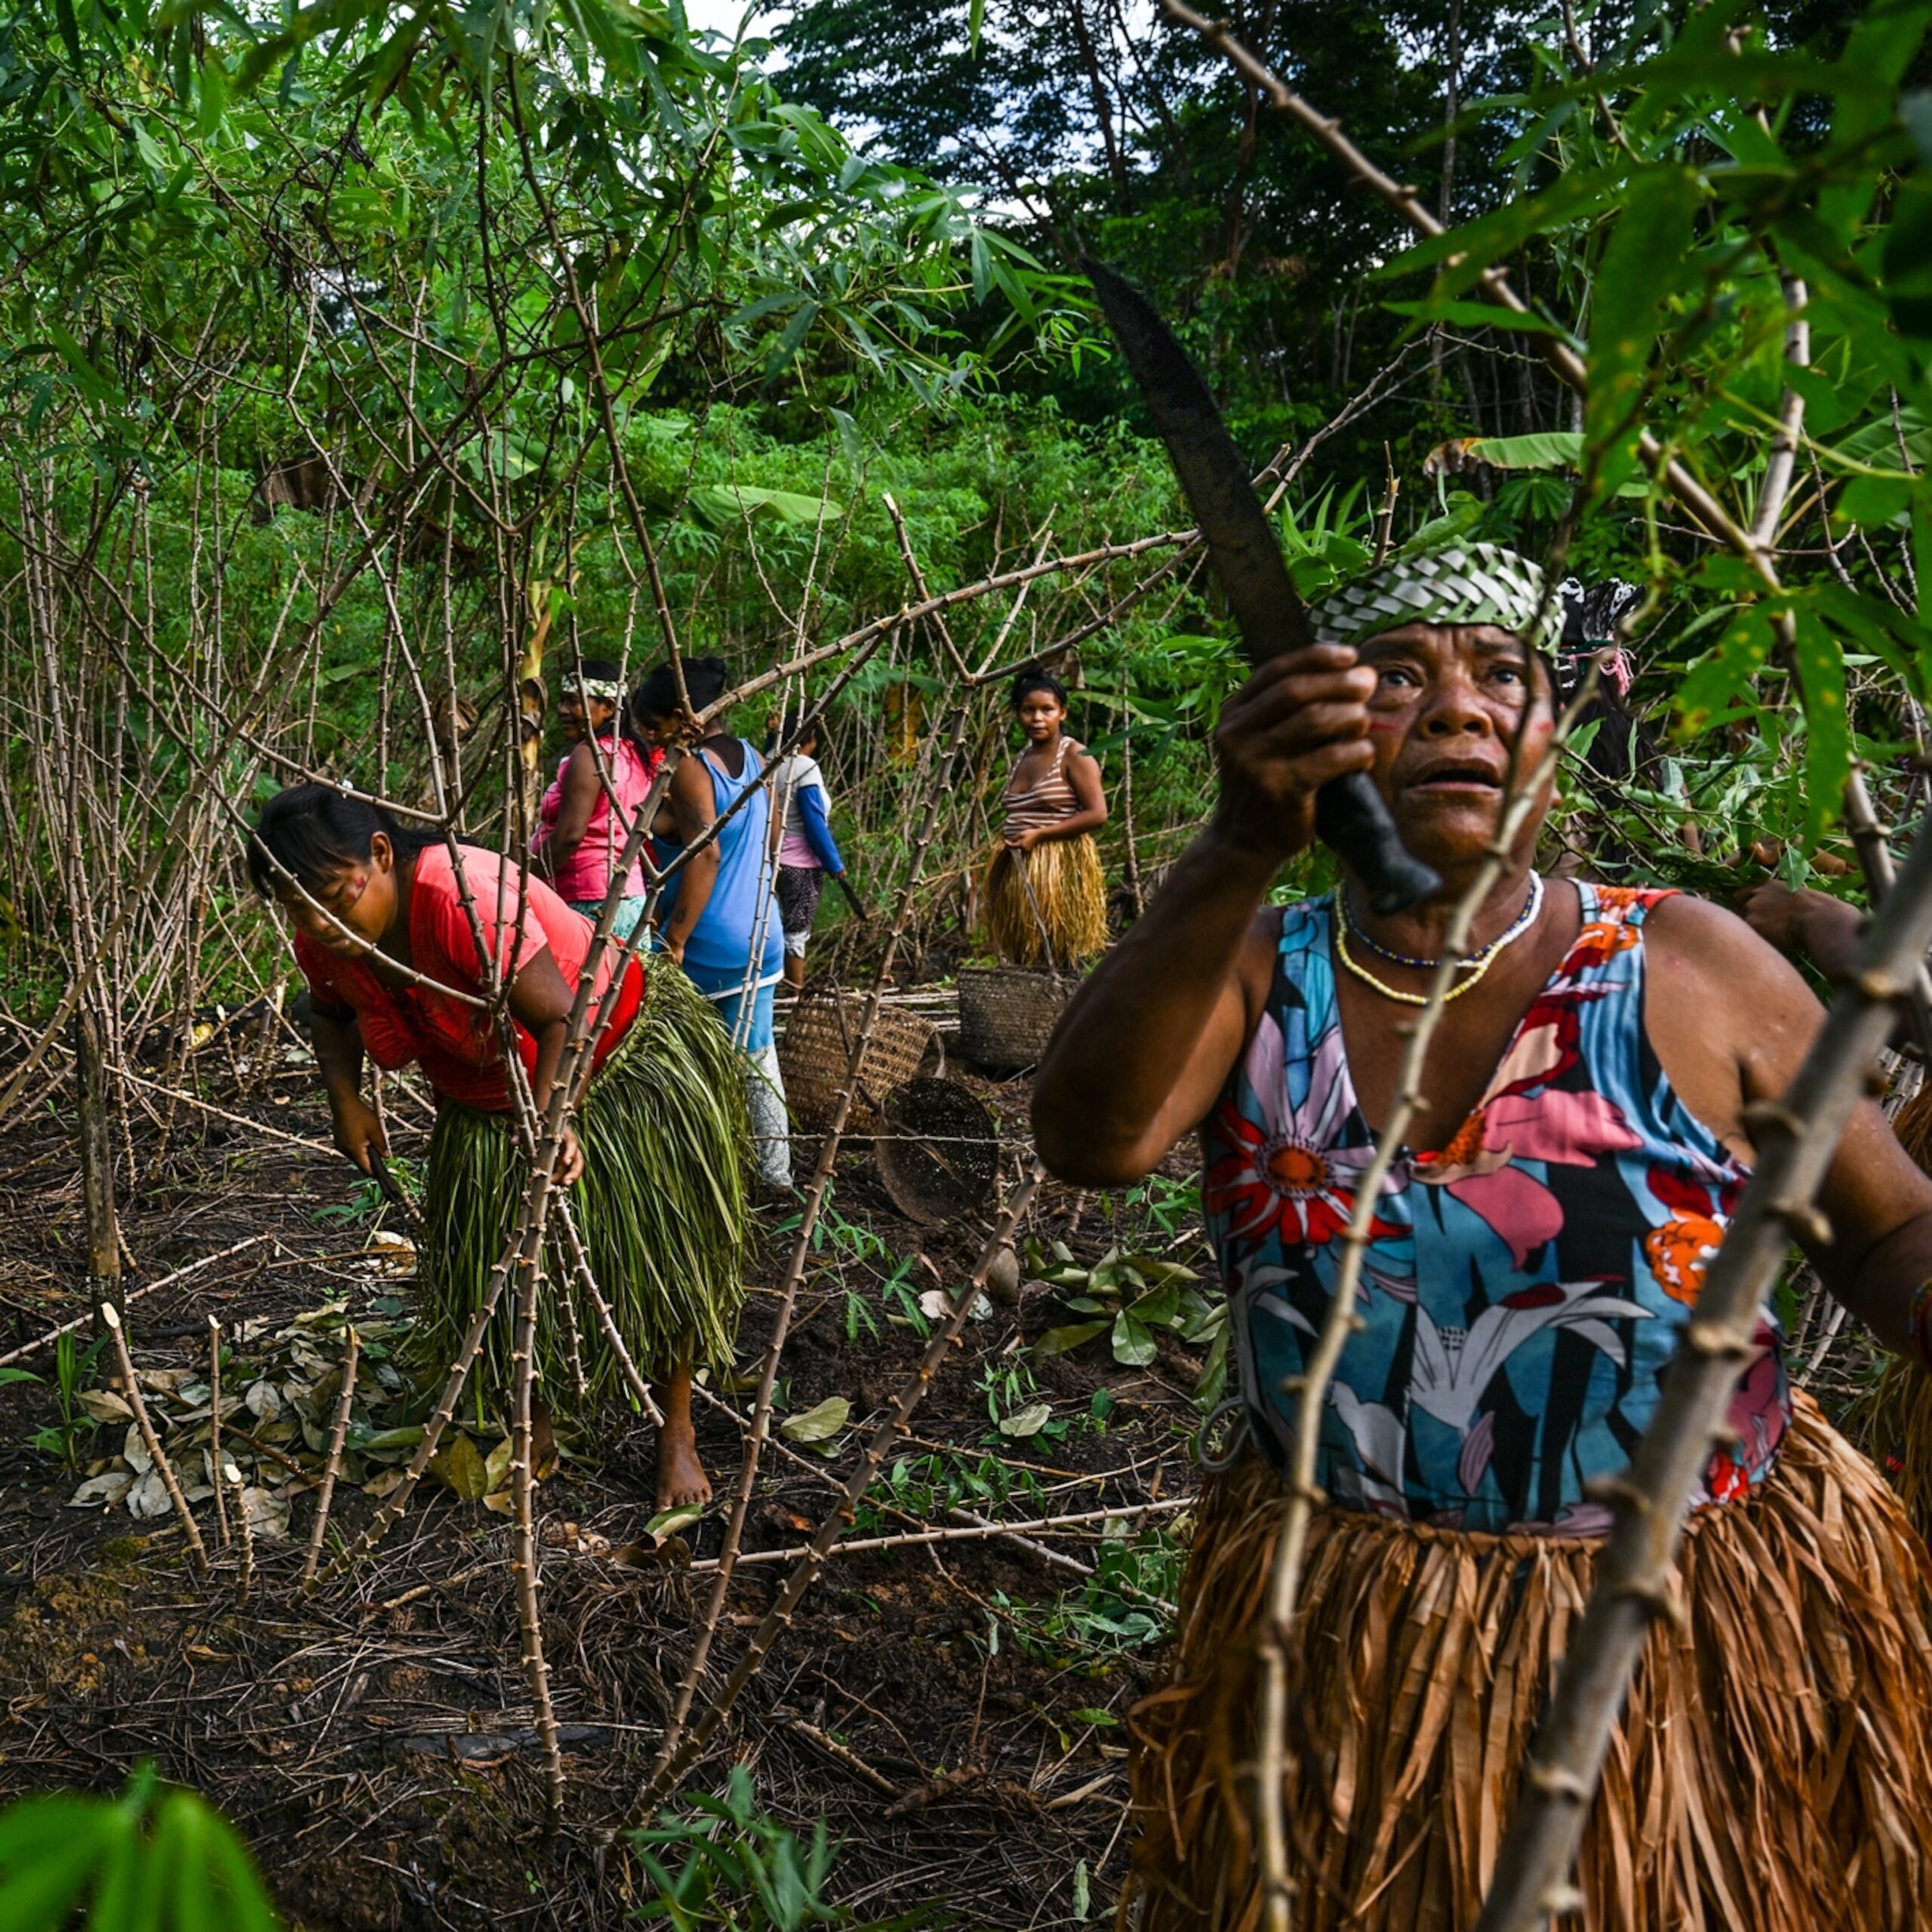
[310,1013,366,1114]
[529,1017,569,1122]
[1829,1210,1932,1361]
[1034,827,1277,1184]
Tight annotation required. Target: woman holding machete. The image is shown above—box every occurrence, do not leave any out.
[1032,543,1932,1930]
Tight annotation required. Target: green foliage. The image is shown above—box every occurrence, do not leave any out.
[1027,1239,1227,1407]
[630,1767,937,1931]
[25,1331,107,1470]
[0,1767,281,1931]
[986,1520,1183,1669]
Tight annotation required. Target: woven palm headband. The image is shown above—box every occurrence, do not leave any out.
[561,675,624,704]
[1307,542,1562,654]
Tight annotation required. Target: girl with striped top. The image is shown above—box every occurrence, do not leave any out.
[981,666,1109,967]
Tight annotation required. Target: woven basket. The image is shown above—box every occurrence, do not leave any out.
[955,965,1078,1075]
[875,1078,999,1226]
[777,992,944,1132]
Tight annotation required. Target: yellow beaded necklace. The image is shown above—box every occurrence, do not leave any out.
[1333,876,1544,1008]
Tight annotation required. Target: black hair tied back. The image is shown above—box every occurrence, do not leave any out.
[632,654,731,725]
[247,782,438,897]
[1010,663,1068,712]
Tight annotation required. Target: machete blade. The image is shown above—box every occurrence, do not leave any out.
[1084,257,1311,663]
[1084,256,1441,913]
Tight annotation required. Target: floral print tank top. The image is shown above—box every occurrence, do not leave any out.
[1204,883,1791,1535]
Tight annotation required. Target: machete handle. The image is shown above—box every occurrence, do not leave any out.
[1317,773,1442,915]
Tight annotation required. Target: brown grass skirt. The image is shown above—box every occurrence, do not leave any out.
[981,833,1107,967]
[1123,1393,1932,1930]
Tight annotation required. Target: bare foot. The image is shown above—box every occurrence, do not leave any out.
[655,1424,712,1513]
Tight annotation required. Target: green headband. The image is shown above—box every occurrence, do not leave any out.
[1307,542,1561,654]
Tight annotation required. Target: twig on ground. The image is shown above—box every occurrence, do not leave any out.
[227,1459,254,1608]
[102,1302,208,1577]
[0,1233,278,1369]
[208,1316,229,1550]
[300,1326,359,1590]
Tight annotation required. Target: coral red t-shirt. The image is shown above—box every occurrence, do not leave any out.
[294,845,641,1112]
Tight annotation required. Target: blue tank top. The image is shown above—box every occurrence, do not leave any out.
[1204,883,1791,1535]
[654,741,783,998]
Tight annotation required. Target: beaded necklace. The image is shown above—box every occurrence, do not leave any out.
[1334,873,1545,1008]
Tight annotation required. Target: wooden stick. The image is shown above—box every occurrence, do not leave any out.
[647,677,983,1783]
[101,1303,208,1577]
[682,1496,1190,1570]
[208,1316,229,1551]
[300,1326,359,1590]
[1473,808,1932,1931]
[787,1718,900,1798]
[226,1459,254,1609]
[509,1219,567,1829]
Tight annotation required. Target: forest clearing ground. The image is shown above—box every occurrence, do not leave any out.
[0,1014,1208,1931]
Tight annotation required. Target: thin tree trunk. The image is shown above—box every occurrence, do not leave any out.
[74,1004,120,1324]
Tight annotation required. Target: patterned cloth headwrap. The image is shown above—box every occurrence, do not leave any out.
[561,675,624,704]
[1307,541,1563,654]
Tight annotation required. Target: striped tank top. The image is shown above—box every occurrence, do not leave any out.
[1001,737,1086,835]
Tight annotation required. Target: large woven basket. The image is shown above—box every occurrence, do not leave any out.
[875,1078,999,1226]
[777,992,945,1132]
[955,966,1078,1075]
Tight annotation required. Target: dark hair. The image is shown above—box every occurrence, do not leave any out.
[1011,665,1068,711]
[632,654,730,726]
[766,708,829,757]
[247,783,440,897]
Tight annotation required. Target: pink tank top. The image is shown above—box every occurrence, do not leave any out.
[534,735,657,903]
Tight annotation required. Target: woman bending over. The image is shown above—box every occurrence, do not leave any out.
[251,783,750,1510]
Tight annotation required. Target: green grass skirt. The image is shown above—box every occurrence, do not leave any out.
[419,961,752,1416]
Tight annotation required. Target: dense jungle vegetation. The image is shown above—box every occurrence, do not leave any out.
[4,0,1932,1924]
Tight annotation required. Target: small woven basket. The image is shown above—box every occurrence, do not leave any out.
[875,1078,999,1226]
[778,992,944,1132]
[955,965,1078,1075]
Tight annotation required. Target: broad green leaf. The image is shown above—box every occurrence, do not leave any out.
[1884,175,1932,341]
[685,484,842,529]
[1789,606,1851,848]
[1837,474,1912,528]
[1673,605,1775,735]
[1585,166,1703,500]
[0,1802,112,1932]
[997,1401,1051,1438]
[1384,297,1573,340]
[1438,431,1584,472]
[1033,1320,1109,1357]
[780,1395,851,1443]
[1112,1311,1157,1368]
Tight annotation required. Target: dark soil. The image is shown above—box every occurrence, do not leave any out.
[0,1007,1212,1931]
